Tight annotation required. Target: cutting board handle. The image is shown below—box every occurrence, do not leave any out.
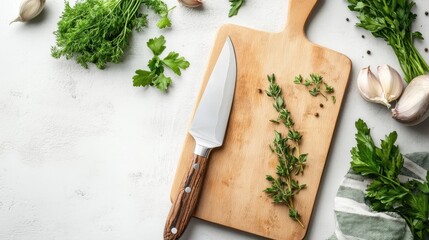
[283,0,318,36]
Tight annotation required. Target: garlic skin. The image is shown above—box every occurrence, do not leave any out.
[10,0,46,24]
[178,0,203,8]
[377,64,404,102]
[357,66,390,107]
[392,75,429,126]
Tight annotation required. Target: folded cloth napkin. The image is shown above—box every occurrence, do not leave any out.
[328,152,429,240]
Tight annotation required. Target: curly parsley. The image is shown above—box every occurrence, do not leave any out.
[51,0,172,69]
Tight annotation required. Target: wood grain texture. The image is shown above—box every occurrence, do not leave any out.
[164,154,209,240]
[170,0,352,239]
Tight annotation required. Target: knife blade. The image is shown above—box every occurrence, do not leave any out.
[164,36,237,240]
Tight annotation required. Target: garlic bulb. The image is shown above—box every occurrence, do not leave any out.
[10,0,46,24]
[178,0,203,8]
[392,75,429,126]
[357,65,404,108]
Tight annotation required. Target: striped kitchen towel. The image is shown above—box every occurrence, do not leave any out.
[328,152,429,240]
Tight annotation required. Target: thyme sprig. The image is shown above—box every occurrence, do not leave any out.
[294,73,335,103]
[264,74,307,227]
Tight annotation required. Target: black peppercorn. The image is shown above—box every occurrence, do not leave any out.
[367,50,371,55]
[346,18,350,22]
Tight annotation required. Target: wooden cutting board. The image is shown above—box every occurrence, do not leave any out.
[170,0,351,239]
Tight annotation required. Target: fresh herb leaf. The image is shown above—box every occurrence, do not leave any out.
[294,73,335,101]
[133,35,190,92]
[148,56,164,75]
[163,52,191,76]
[350,119,429,239]
[347,0,429,82]
[143,0,172,29]
[147,35,167,56]
[309,87,321,97]
[228,0,244,17]
[294,75,303,84]
[152,73,172,91]
[156,17,171,29]
[264,74,307,228]
[310,73,323,85]
[52,0,172,69]
[133,70,156,87]
[324,83,334,94]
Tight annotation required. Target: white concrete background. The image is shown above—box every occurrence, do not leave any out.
[1,0,429,239]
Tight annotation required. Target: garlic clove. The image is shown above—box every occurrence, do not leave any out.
[10,0,45,24]
[357,66,390,107]
[377,64,404,102]
[392,75,429,126]
[178,0,203,8]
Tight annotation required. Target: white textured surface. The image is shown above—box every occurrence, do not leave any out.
[1,0,429,239]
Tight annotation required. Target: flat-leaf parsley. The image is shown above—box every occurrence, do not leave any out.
[133,35,190,92]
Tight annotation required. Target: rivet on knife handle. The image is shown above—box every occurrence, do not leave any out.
[164,148,210,240]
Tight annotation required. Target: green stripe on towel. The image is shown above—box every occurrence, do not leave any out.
[399,167,422,180]
[337,186,366,204]
[335,211,407,240]
[329,152,428,240]
[405,153,429,170]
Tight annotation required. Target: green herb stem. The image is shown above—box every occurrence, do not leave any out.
[264,74,307,227]
[391,36,429,82]
[347,0,429,82]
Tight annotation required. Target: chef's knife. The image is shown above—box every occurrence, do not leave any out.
[164,37,237,240]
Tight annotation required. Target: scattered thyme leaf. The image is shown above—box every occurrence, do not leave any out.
[324,83,335,94]
[294,75,303,84]
[293,73,335,102]
[309,87,321,97]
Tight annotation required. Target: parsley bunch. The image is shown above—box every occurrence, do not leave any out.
[264,74,307,227]
[52,0,172,69]
[351,119,429,239]
[133,35,190,92]
[228,0,244,17]
[347,0,429,82]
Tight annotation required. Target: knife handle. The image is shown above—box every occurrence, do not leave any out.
[164,152,210,240]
